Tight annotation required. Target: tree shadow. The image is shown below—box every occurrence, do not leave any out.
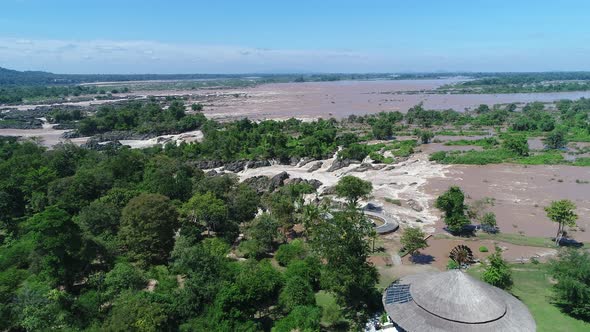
[410,254,435,265]
[443,225,476,237]
[557,238,585,248]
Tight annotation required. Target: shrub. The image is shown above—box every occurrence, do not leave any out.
[275,240,307,266]
[429,151,447,162]
[479,246,489,252]
[446,259,460,270]
[502,135,529,156]
[482,247,512,289]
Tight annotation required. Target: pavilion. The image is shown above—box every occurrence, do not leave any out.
[382,270,536,331]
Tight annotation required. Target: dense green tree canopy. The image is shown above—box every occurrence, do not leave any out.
[550,249,590,321]
[435,186,470,233]
[119,194,179,266]
[335,175,373,207]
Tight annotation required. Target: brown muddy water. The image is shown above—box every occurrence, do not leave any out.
[426,164,590,242]
[6,79,590,121]
[198,79,590,120]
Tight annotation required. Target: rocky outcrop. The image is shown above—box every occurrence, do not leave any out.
[192,160,224,169]
[327,158,360,172]
[285,178,323,190]
[407,199,423,212]
[220,160,272,172]
[270,171,289,188]
[82,138,123,151]
[223,161,247,173]
[307,161,323,173]
[243,176,271,194]
[243,171,291,194]
[93,131,155,142]
[321,186,337,196]
[298,157,315,167]
[246,160,271,169]
[61,130,80,139]
[350,163,389,173]
[206,170,220,176]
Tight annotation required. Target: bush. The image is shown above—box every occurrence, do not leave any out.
[482,247,512,289]
[275,240,307,266]
[544,130,568,150]
[429,151,447,162]
[479,246,489,252]
[447,259,460,270]
[502,135,529,156]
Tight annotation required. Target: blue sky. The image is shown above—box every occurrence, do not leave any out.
[1,0,589,73]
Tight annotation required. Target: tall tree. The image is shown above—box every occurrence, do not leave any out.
[181,192,229,236]
[119,194,179,266]
[400,227,428,259]
[26,206,84,288]
[309,210,378,326]
[245,213,280,256]
[435,186,470,233]
[545,199,578,245]
[335,175,372,208]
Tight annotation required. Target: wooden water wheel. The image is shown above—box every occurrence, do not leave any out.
[449,245,474,265]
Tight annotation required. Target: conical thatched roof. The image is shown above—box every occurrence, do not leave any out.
[382,270,536,331]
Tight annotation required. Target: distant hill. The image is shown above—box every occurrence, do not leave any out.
[0,67,250,86]
[0,67,71,85]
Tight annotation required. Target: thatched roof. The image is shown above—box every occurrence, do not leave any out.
[382,270,536,332]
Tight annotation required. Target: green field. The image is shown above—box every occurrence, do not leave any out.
[468,264,590,332]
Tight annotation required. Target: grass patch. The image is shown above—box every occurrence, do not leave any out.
[429,148,585,166]
[573,158,590,167]
[476,233,558,248]
[468,264,590,332]
[443,137,499,149]
[435,130,489,136]
[517,151,565,165]
[567,127,590,142]
[430,149,513,165]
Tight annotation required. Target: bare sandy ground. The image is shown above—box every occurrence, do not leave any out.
[426,164,590,242]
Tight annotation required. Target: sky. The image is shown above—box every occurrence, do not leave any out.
[1,0,589,74]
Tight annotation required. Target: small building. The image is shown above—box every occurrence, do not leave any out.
[382,270,536,331]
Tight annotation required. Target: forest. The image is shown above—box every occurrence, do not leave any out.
[0,133,384,331]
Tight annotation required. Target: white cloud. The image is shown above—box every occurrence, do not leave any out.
[0,37,588,73]
[0,37,381,74]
